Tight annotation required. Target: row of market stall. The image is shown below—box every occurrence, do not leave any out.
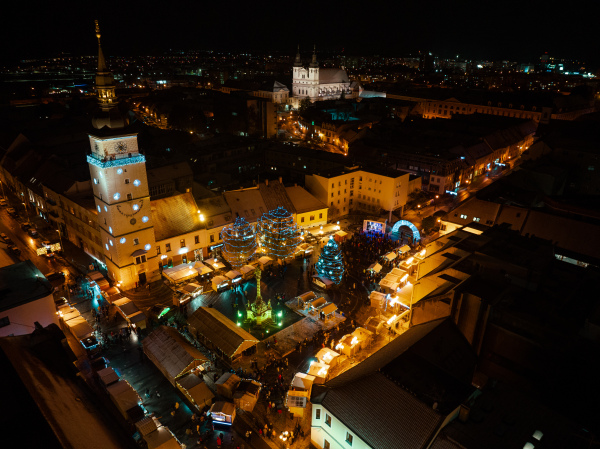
[295,291,338,320]
[57,303,99,353]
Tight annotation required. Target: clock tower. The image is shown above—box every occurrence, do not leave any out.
[88,22,159,289]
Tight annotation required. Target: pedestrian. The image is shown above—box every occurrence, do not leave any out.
[216,436,222,448]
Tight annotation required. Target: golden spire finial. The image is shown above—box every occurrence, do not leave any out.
[95,20,101,42]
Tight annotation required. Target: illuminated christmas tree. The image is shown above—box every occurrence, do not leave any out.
[221,217,257,269]
[257,207,302,260]
[315,236,345,284]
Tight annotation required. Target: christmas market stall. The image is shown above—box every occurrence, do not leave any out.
[215,372,241,399]
[177,373,214,410]
[143,326,208,390]
[257,255,273,270]
[312,275,334,290]
[209,401,236,427]
[240,264,256,280]
[208,258,227,271]
[286,372,316,417]
[318,302,338,320]
[225,270,243,285]
[370,291,387,308]
[193,261,213,278]
[307,360,330,383]
[211,275,230,292]
[173,282,203,307]
[233,379,262,412]
[334,230,348,244]
[296,291,318,309]
[399,244,411,254]
[295,242,313,259]
[106,379,143,420]
[97,367,120,389]
[187,307,259,367]
[113,298,147,329]
[134,415,183,449]
[316,348,341,368]
[335,327,373,357]
[162,262,199,285]
[367,262,382,274]
[384,251,397,262]
[307,296,328,315]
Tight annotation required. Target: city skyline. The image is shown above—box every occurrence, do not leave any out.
[3,0,597,65]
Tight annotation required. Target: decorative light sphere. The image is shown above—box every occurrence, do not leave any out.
[133,204,139,211]
[222,217,257,269]
[142,216,149,223]
[133,179,141,186]
[144,244,151,251]
[116,168,123,175]
[120,237,126,244]
[256,207,301,260]
[113,192,120,200]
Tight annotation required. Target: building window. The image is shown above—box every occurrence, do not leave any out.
[180,239,185,248]
[133,238,140,246]
[125,178,130,184]
[135,255,147,264]
[127,193,133,200]
[165,243,171,251]
[315,409,321,419]
[195,235,200,244]
[473,217,480,222]
[0,316,10,328]
[210,234,215,243]
[331,193,334,198]
[330,202,333,207]
[319,213,323,219]
[325,414,331,427]
[460,214,468,219]
[301,217,305,223]
[324,440,330,449]
[346,432,353,446]
[310,215,315,221]
[156,246,161,254]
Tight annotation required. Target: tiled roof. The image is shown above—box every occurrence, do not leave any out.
[285,186,327,214]
[150,192,204,241]
[223,189,268,223]
[319,69,349,84]
[258,180,296,214]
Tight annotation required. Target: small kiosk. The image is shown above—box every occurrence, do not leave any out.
[240,265,255,280]
[211,275,230,292]
[215,372,241,399]
[209,401,236,427]
[225,270,243,285]
[370,291,387,309]
[307,361,330,384]
[233,380,261,412]
[316,348,341,367]
[257,256,273,270]
[336,327,373,357]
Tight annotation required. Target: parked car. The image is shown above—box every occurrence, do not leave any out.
[0,232,7,241]
[27,228,38,238]
[7,207,16,217]
[6,245,20,256]
[45,271,65,282]
[21,222,32,231]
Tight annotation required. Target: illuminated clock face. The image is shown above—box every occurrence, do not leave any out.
[116,142,128,153]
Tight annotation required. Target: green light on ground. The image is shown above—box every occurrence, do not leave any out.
[158,307,171,319]
[236,322,241,326]
[237,311,242,317]
[278,322,282,327]
[277,311,283,317]
[266,330,269,334]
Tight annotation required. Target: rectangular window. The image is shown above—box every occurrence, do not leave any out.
[0,316,10,328]
[133,238,140,246]
[135,255,146,264]
[301,216,305,223]
[325,414,331,427]
[319,213,322,219]
[195,235,200,244]
[331,193,334,198]
[165,243,171,251]
[180,239,185,248]
[127,193,133,200]
[346,433,353,446]
[315,409,321,419]
[125,178,130,184]
[460,214,468,219]
[324,440,330,449]
[473,217,480,222]
[210,234,215,243]
[156,246,161,255]
[330,201,333,206]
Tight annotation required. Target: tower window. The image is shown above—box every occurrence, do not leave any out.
[125,178,130,184]
[133,238,140,246]
[127,193,133,200]
[180,239,186,248]
[165,243,171,251]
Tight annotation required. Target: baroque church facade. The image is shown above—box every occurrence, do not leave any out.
[291,46,359,103]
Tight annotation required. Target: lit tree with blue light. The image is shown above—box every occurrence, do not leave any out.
[222,217,257,269]
[257,207,301,260]
[315,236,344,285]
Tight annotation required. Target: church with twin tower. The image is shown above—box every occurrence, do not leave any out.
[87,21,159,289]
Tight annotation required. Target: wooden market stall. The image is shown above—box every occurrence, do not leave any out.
[107,379,143,420]
[97,367,119,389]
[315,348,341,367]
[335,327,373,357]
[177,373,214,410]
[307,361,330,384]
[257,256,273,270]
[233,380,261,412]
[211,275,230,292]
[215,372,241,399]
[135,415,183,449]
[225,270,242,285]
[240,265,255,280]
[209,401,236,427]
[318,302,338,320]
[162,262,199,285]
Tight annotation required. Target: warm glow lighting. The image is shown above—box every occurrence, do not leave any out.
[351,336,358,345]
[322,352,333,362]
[387,315,397,325]
[335,343,344,350]
[406,257,414,264]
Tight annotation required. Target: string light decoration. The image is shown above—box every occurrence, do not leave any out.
[221,217,257,269]
[315,236,345,284]
[257,207,301,260]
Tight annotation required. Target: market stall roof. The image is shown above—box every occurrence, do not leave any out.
[391,267,408,277]
[107,380,140,414]
[335,230,348,237]
[97,367,119,387]
[116,300,140,317]
[225,270,242,281]
[143,326,208,384]
[65,316,94,339]
[212,275,229,285]
[193,262,213,276]
[316,348,340,365]
[87,270,105,281]
[96,278,110,291]
[187,307,259,359]
[313,275,334,287]
[320,303,338,316]
[137,415,181,449]
[307,362,330,379]
[208,260,226,270]
[239,265,255,275]
[129,311,147,325]
[61,309,81,321]
[112,297,131,307]
[297,242,312,252]
[399,245,411,253]
[181,283,202,294]
[177,373,214,408]
[368,262,382,273]
[309,297,327,309]
[297,291,317,304]
[258,256,273,265]
[210,401,236,416]
[384,252,397,261]
[163,263,198,283]
[291,372,316,390]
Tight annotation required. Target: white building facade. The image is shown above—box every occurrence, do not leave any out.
[311,404,369,449]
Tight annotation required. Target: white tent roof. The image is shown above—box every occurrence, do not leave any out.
[65,316,94,339]
[143,326,208,383]
[98,367,119,386]
[368,262,382,273]
[240,265,255,275]
[384,251,397,261]
[193,262,213,275]
[316,348,340,365]
[107,380,140,413]
[307,362,330,378]
[399,245,411,253]
[163,262,198,283]
[291,372,316,390]
[258,256,273,265]
[225,270,242,280]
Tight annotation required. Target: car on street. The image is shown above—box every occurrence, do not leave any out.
[21,222,32,231]
[45,271,65,283]
[6,245,20,256]
[0,198,7,206]
[0,232,8,241]
[7,208,17,217]
[27,228,39,238]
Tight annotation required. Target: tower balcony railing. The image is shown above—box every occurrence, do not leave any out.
[87,152,146,169]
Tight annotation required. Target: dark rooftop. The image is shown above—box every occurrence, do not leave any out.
[0,261,54,313]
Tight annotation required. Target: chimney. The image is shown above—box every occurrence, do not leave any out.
[265,179,269,186]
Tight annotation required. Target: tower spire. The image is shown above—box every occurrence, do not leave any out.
[92,20,125,129]
[310,44,318,68]
[294,44,302,67]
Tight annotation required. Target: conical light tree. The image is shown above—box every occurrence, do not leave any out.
[222,217,257,269]
[257,207,302,260]
[315,236,345,284]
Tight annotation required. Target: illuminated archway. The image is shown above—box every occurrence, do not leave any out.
[391,220,421,242]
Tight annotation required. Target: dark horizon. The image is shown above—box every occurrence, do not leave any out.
[3,1,598,67]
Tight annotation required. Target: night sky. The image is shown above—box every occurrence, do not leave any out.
[2,0,597,65]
